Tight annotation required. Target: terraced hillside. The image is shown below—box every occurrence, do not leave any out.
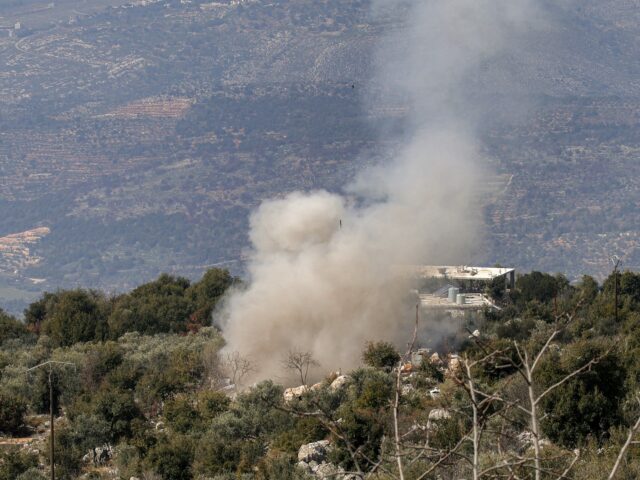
[0,0,638,313]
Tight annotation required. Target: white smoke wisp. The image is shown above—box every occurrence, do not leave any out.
[219,0,542,383]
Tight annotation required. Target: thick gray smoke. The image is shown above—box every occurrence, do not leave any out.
[219,0,542,383]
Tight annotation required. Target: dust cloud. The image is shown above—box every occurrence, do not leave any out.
[218,0,543,383]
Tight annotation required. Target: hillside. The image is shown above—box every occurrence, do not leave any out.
[1,268,640,479]
[0,0,638,312]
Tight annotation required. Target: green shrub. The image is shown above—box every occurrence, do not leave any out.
[15,468,47,480]
[0,390,27,435]
[255,453,310,480]
[0,310,29,346]
[361,341,400,370]
[0,448,38,480]
[81,341,124,390]
[39,289,109,347]
[270,417,328,454]
[329,368,394,470]
[164,394,199,434]
[71,386,144,442]
[48,424,83,479]
[146,434,194,480]
[108,274,193,337]
[114,443,143,479]
[196,390,230,421]
[537,340,626,447]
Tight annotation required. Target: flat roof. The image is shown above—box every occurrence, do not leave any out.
[408,265,515,281]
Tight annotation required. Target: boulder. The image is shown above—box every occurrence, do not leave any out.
[310,381,324,391]
[430,352,443,365]
[315,461,343,478]
[446,355,462,378]
[298,440,331,463]
[427,408,451,431]
[428,408,451,421]
[329,375,349,391]
[83,444,113,466]
[284,385,308,402]
[297,461,312,473]
[401,384,415,396]
[400,362,414,374]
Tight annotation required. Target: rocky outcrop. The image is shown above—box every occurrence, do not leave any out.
[297,441,362,479]
[82,444,113,466]
[329,375,349,391]
[427,408,451,431]
[285,374,350,402]
[298,440,331,463]
[284,385,309,402]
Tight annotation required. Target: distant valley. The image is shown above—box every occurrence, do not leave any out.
[0,0,638,313]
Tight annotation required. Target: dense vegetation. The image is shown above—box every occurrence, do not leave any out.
[0,268,639,479]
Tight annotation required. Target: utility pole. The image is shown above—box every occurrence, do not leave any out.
[26,360,75,480]
[610,256,621,324]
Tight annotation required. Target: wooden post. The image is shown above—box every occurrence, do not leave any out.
[25,360,75,480]
[49,366,55,480]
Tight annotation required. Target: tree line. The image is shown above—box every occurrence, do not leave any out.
[2,268,236,349]
[0,268,639,479]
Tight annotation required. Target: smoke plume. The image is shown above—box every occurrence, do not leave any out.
[219,0,542,383]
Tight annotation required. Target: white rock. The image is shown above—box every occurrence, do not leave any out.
[330,375,349,391]
[430,352,443,365]
[298,440,331,463]
[401,384,415,395]
[428,408,451,421]
[284,385,308,402]
[83,444,113,466]
[315,461,343,478]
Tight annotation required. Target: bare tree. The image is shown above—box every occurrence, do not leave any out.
[282,348,320,386]
[202,342,222,389]
[221,351,254,388]
[608,396,640,480]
